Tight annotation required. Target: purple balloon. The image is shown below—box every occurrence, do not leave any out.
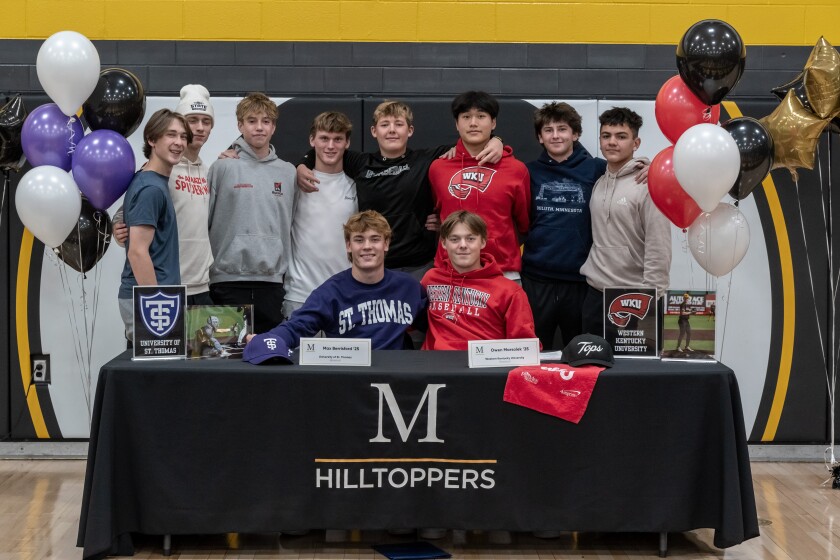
[71,130,136,210]
[21,103,84,171]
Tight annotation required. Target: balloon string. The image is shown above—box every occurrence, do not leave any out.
[793,169,832,466]
[55,251,92,416]
[827,133,837,465]
[66,116,79,156]
[815,142,838,466]
[85,219,110,419]
[718,256,734,364]
[71,219,93,402]
[0,170,8,233]
[73,267,93,420]
[792,179,829,372]
[77,263,93,426]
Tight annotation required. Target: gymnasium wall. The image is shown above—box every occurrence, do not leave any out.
[0,1,837,444]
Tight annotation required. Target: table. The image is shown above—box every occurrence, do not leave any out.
[77,351,758,559]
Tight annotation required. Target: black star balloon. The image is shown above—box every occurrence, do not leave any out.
[0,95,27,172]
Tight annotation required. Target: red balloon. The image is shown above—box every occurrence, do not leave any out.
[648,146,703,229]
[655,75,721,144]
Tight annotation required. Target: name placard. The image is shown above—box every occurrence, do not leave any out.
[467,338,541,368]
[298,338,372,366]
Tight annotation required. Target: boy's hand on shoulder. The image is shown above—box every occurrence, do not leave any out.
[425,213,441,232]
[476,136,504,165]
[634,161,649,184]
[439,147,457,160]
[113,222,128,247]
[296,164,320,193]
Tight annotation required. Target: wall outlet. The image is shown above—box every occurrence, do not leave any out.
[31,354,50,385]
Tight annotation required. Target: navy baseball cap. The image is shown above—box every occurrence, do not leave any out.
[242,333,294,365]
[562,334,614,368]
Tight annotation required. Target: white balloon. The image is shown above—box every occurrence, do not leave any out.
[36,31,100,117]
[688,203,750,277]
[15,165,82,248]
[673,123,741,213]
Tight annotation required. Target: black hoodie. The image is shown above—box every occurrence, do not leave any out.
[303,146,448,268]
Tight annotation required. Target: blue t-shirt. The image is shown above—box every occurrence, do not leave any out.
[118,171,181,299]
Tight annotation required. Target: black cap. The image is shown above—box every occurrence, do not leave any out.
[562,334,614,368]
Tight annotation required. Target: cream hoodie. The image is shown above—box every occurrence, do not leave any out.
[580,157,671,295]
[169,155,212,296]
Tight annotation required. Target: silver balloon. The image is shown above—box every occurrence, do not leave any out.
[15,165,82,247]
[688,203,750,277]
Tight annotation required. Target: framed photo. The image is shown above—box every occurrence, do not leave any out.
[662,290,716,362]
[186,305,254,359]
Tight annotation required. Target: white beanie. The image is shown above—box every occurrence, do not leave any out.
[175,84,214,122]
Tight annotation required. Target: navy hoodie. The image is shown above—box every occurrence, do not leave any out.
[522,143,607,282]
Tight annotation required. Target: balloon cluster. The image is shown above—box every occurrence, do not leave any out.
[763,37,840,180]
[649,19,758,277]
[14,31,146,273]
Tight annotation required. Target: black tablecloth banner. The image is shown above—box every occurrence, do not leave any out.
[78,351,759,559]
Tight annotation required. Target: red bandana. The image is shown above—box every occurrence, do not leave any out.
[503,363,603,424]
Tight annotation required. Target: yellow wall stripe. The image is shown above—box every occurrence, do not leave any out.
[4,1,838,45]
[15,229,50,439]
[722,101,796,441]
[758,172,795,441]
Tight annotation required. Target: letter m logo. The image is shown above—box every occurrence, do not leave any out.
[369,383,445,443]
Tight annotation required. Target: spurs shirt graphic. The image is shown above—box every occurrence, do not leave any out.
[169,156,213,296]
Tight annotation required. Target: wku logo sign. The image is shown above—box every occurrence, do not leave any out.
[607,293,653,327]
[447,166,497,200]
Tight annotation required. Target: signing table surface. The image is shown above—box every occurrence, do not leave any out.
[78,351,758,559]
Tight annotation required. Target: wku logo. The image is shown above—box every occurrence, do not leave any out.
[447,166,497,200]
[607,293,653,327]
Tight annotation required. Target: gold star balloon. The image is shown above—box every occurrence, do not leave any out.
[803,36,840,119]
[760,89,828,181]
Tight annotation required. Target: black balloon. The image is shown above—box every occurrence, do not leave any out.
[82,68,146,137]
[0,95,27,172]
[722,117,774,200]
[54,198,113,274]
[677,20,746,105]
[772,73,840,134]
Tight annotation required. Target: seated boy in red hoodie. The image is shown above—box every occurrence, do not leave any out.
[421,210,537,350]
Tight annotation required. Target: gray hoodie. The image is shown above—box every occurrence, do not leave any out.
[580,157,672,295]
[207,137,296,284]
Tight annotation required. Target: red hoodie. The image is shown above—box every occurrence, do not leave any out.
[428,140,530,273]
[421,253,537,350]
